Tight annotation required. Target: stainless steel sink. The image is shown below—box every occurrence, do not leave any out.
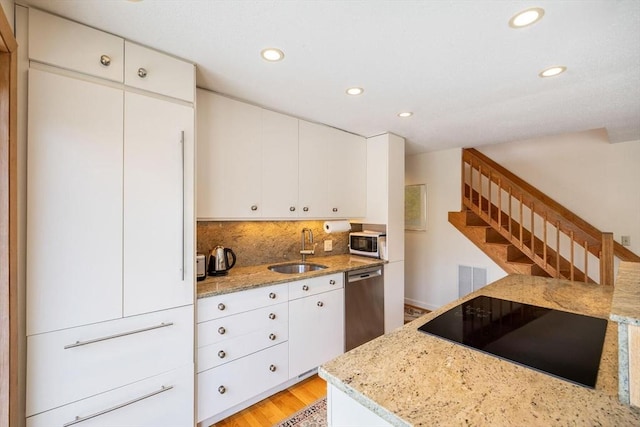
[268,262,328,274]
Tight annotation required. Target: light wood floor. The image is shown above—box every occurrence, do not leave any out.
[212,375,327,427]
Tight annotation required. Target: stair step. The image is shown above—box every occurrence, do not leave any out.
[507,255,535,265]
[485,228,510,245]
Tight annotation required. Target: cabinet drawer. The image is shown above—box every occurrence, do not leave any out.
[288,273,344,300]
[125,41,194,102]
[197,343,288,422]
[198,320,287,372]
[26,305,193,416]
[198,302,287,348]
[29,8,124,82]
[27,363,194,427]
[198,283,288,322]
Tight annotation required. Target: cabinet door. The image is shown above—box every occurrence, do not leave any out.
[26,69,123,336]
[298,120,329,217]
[261,109,299,217]
[124,41,195,102]
[289,288,344,378]
[28,8,124,82]
[328,131,367,218]
[197,90,262,219]
[123,92,194,316]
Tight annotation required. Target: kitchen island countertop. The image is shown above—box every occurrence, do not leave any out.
[197,254,384,298]
[320,274,640,426]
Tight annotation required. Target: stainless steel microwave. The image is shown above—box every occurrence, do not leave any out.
[349,231,386,258]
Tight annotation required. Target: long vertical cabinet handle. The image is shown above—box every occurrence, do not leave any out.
[180,130,185,281]
[62,385,173,426]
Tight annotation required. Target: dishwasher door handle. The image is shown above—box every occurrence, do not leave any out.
[347,268,382,283]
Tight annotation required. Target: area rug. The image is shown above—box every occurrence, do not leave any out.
[274,397,327,427]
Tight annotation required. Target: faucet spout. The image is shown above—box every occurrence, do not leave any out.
[300,228,315,262]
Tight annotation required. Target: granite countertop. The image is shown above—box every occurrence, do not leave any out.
[320,274,640,426]
[197,254,385,298]
[610,261,640,325]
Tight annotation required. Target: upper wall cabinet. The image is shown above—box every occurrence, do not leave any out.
[125,41,195,102]
[197,91,367,220]
[29,8,124,82]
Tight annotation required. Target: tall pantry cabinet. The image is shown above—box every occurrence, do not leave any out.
[19,7,196,426]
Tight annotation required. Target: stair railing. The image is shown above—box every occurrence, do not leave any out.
[461,148,639,285]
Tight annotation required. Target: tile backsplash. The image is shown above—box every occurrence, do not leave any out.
[197,220,355,267]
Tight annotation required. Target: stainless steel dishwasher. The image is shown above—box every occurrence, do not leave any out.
[345,266,384,351]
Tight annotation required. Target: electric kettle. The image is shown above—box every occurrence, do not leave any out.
[208,246,237,276]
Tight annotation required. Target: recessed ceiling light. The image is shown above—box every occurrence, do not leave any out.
[539,66,567,78]
[509,7,545,28]
[261,48,285,62]
[398,112,413,118]
[346,87,364,96]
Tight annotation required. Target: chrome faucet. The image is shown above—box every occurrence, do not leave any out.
[300,228,315,262]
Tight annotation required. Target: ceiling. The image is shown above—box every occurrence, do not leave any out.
[21,0,640,155]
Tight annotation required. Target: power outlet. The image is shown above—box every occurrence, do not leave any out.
[324,240,333,251]
[621,235,631,246]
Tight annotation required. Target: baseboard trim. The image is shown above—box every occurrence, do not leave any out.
[404,297,438,312]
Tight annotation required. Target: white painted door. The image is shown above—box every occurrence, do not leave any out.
[261,109,299,217]
[327,130,367,218]
[123,92,194,316]
[196,90,262,219]
[289,288,344,378]
[298,120,329,218]
[26,69,123,336]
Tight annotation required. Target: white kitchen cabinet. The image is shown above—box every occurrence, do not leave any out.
[26,68,124,336]
[289,287,345,378]
[261,108,300,217]
[327,384,392,427]
[26,363,194,427]
[198,343,289,422]
[123,92,195,316]
[197,283,288,322]
[124,41,194,102]
[298,120,329,218]
[327,129,367,218]
[28,8,124,82]
[26,305,193,417]
[197,90,262,219]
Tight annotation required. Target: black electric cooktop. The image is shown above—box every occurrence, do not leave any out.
[418,295,608,388]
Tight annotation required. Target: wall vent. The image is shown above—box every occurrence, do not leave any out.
[458,265,487,298]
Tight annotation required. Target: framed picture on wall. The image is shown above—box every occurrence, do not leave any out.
[405,184,427,231]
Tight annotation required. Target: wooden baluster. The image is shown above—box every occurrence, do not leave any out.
[470,161,475,211]
[498,178,502,230]
[508,187,513,240]
[543,215,547,268]
[569,231,575,281]
[556,221,561,278]
[478,164,484,217]
[461,158,467,209]
[600,232,614,286]
[488,170,492,224]
[530,202,535,255]
[519,195,523,248]
[584,241,589,283]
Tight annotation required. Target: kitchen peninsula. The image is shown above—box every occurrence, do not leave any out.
[320,274,640,426]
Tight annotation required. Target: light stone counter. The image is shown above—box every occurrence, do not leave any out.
[197,254,384,298]
[320,274,640,426]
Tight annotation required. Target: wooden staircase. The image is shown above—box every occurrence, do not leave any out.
[449,148,640,285]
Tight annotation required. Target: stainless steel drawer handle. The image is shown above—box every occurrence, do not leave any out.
[218,327,226,335]
[269,364,277,372]
[329,279,336,285]
[64,322,173,349]
[99,55,111,67]
[303,207,309,212]
[269,333,276,340]
[302,285,309,291]
[218,303,226,311]
[251,205,258,211]
[218,385,226,394]
[269,313,276,320]
[317,301,324,307]
[137,67,148,78]
[63,385,173,426]
[269,292,276,299]
[332,208,338,212]
[218,350,226,359]
[290,206,296,212]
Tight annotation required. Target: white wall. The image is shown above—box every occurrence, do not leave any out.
[405,148,506,311]
[405,130,640,311]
